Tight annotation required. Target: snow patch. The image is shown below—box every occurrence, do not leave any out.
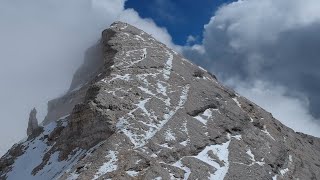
[163,50,173,80]
[6,121,84,180]
[246,149,265,166]
[157,82,167,96]
[250,117,254,122]
[39,149,84,179]
[66,172,80,180]
[93,150,118,180]
[193,108,215,125]
[137,98,151,117]
[117,85,190,148]
[134,35,145,41]
[165,129,176,141]
[158,143,173,149]
[280,168,289,176]
[172,160,191,180]
[196,141,231,179]
[180,140,189,146]
[232,135,242,140]
[173,136,238,180]
[262,125,276,141]
[232,97,241,108]
[139,86,155,96]
[126,170,139,177]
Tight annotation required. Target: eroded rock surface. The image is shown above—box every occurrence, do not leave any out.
[26,108,40,137]
[1,22,320,180]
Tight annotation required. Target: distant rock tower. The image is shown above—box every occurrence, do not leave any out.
[27,108,39,136]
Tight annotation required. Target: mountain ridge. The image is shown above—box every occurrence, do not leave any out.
[1,21,320,180]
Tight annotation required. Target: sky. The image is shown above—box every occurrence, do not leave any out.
[1,0,320,156]
[126,0,234,45]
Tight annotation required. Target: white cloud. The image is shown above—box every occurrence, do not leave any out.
[227,79,320,137]
[186,35,196,44]
[208,0,320,50]
[0,0,177,156]
[183,0,320,137]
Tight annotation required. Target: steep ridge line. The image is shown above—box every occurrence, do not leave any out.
[1,22,320,180]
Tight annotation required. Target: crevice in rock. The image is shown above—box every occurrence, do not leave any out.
[192,70,205,78]
[187,103,219,117]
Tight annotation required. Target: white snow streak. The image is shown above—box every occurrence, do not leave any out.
[172,160,191,180]
[66,172,79,180]
[262,125,276,141]
[163,50,173,80]
[280,168,289,176]
[272,175,278,180]
[246,149,265,166]
[173,136,241,180]
[272,154,293,179]
[137,98,151,117]
[196,141,231,180]
[117,85,190,148]
[232,135,242,140]
[126,170,139,177]
[105,74,131,82]
[93,150,118,180]
[232,97,241,108]
[193,109,216,125]
[289,155,293,162]
[180,140,188,146]
[165,129,176,141]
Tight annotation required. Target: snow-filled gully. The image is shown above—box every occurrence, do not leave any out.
[113,49,191,148]
[171,135,241,180]
[93,47,191,179]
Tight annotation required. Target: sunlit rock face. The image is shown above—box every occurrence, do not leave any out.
[1,22,320,180]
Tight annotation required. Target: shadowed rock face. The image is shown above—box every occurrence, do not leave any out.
[1,22,320,180]
[42,29,117,126]
[27,108,40,136]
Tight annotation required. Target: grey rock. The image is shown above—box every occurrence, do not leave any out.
[26,108,40,136]
[1,22,320,180]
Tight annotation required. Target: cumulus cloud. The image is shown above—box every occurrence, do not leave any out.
[183,0,320,137]
[226,79,320,137]
[0,0,177,156]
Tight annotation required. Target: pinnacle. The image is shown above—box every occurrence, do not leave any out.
[27,107,39,136]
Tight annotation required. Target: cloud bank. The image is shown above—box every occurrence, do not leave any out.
[0,0,177,156]
[184,0,320,137]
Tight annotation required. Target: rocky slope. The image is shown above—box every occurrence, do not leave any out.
[1,22,320,180]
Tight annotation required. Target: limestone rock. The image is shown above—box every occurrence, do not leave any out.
[26,108,39,136]
[1,22,320,180]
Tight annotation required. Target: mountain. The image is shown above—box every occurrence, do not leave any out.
[1,22,320,180]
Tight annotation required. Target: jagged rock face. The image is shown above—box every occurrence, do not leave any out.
[27,108,40,136]
[1,22,320,180]
[42,29,116,126]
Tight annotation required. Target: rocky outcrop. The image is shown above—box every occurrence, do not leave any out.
[1,22,320,180]
[42,29,117,126]
[26,108,40,136]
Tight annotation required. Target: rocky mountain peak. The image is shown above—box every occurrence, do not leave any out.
[1,21,320,180]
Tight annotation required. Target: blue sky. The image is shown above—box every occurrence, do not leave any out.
[126,0,233,45]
